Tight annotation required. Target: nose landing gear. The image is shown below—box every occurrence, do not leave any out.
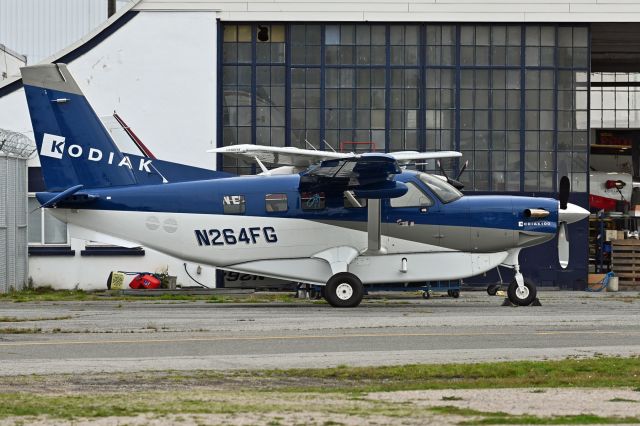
[500,249,539,306]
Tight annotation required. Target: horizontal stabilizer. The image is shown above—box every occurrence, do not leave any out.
[38,184,85,208]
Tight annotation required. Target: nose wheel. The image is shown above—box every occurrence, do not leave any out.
[507,279,537,306]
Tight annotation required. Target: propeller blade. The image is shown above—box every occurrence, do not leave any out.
[559,176,570,210]
[456,160,469,180]
[558,221,569,269]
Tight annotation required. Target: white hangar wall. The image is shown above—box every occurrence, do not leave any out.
[137,0,640,22]
[0,8,219,290]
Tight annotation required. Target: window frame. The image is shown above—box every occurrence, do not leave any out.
[27,194,69,246]
[265,193,289,213]
[222,194,247,215]
[389,181,434,209]
[416,173,463,204]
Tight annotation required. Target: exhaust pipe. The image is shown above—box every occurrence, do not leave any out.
[524,208,550,218]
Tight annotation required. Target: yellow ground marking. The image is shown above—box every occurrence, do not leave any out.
[0,329,633,347]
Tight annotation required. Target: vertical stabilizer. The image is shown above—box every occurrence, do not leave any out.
[21,64,137,191]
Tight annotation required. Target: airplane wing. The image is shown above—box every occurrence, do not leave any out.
[209,145,462,168]
[208,144,349,168]
[300,154,407,199]
[389,150,462,163]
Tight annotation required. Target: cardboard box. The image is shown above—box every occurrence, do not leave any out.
[588,273,607,290]
[618,230,626,240]
[606,230,617,241]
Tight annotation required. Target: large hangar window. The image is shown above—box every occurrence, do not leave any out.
[219,23,589,194]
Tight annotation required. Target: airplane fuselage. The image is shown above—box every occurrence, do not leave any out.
[40,171,560,285]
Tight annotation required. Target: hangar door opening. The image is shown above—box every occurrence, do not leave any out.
[589,24,640,290]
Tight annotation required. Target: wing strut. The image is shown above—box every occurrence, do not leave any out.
[365,199,386,255]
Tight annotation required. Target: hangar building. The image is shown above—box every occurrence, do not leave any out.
[1,0,639,289]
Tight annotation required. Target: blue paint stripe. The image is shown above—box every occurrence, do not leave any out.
[37,171,559,233]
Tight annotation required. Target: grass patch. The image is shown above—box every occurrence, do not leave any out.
[0,287,300,303]
[0,316,72,322]
[0,391,410,420]
[248,356,640,393]
[0,327,42,334]
[431,406,640,425]
[0,287,93,302]
[2,358,640,421]
[34,356,635,394]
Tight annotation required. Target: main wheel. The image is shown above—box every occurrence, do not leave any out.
[324,273,364,308]
[507,280,537,306]
[449,289,460,299]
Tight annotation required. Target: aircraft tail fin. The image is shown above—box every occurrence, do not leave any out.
[21,64,138,191]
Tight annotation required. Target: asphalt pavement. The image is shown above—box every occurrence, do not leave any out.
[0,291,639,375]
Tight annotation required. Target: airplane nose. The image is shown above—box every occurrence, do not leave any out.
[558,202,590,224]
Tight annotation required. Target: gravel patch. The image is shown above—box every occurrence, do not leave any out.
[369,387,640,417]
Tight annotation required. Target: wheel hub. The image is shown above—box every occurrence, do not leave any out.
[515,285,529,300]
[335,283,354,301]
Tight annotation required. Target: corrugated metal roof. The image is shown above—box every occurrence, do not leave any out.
[0,0,132,64]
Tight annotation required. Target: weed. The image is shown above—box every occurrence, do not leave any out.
[0,327,42,334]
[609,397,637,402]
[441,395,463,401]
[0,316,72,322]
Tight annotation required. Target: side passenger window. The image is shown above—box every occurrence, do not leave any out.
[390,182,433,208]
[223,195,245,214]
[265,194,288,212]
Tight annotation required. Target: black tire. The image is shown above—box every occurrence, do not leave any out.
[507,280,537,306]
[422,291,431,299]
[450,290,460,299]
[107,272,113,290]
[324,273,364,308]
[487,284,500,296]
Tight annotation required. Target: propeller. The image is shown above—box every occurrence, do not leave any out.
[557,175,571,269]
[559,175,570,210]
[436,160,468,190]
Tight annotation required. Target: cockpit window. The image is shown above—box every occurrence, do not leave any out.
[390,182,433,208]
[417,173,463,203]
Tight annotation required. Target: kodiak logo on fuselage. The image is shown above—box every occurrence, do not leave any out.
[40,133,152,172]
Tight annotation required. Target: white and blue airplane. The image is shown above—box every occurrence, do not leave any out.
[21,64,589,307]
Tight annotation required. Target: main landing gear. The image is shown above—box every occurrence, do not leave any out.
[324,272,365,308]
